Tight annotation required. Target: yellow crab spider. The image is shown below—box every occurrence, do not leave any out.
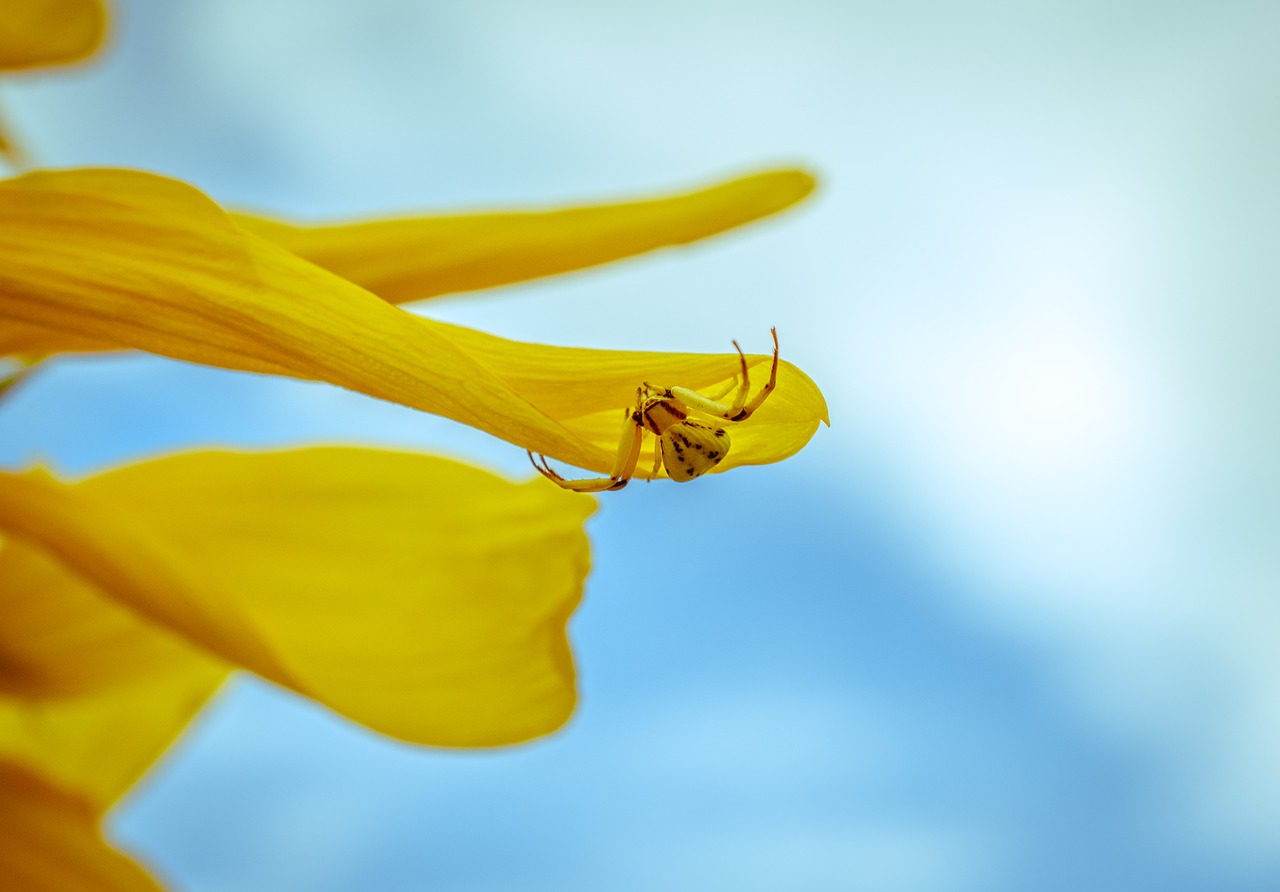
[528,328,780,492]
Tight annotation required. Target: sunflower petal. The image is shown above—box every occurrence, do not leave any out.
[232,169,816,303]
[0,763,162,892]
[0,448,596,746]
[0,0,108,165]
[0,533,222,699]
[0,168,828,474]
[0,0,107,72]
[0,105,29,168]
[0,670,224,817]
[0,530,228,811]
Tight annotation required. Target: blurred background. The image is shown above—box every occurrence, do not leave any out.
[3,0,1278,889]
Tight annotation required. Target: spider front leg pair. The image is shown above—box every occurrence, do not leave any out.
[528,328,780,492]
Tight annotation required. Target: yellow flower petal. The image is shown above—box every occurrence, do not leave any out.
[0,763,162,891]
[0,105,28,168]
[0,448,596,746]
[0,0,106,164]
[0,168,828,475]
[232,170,816,303]
[1,502,220,825]
[1,531,227,811]
[0,0,107,72]
[0,671,224,817]
[1,531,221,699]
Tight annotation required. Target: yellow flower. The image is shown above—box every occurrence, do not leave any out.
[0,1,828,887]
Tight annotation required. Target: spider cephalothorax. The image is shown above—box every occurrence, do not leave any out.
[529,329,779,492]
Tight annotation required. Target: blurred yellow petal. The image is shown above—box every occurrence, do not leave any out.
[0,532,228,810]
[233,170,815,303]
[0,763,162,891]
[0,532,221,699]
[0,0,107,164]
[0,168,828,475]
[0,106,27,167]
[0,448,596,746]
[0,0,107,72]
[0,670,224,816]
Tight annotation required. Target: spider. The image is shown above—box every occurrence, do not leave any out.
[528,328,779,492]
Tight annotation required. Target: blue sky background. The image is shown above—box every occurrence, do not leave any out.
[3,1,1279,890]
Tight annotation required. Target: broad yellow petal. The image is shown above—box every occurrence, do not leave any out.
[0,0,106,72]
[0,670,224,817]
[0,448,596,746]
[0,532,221,699]
[0,763,162,891]
[0,168,828,475]
[0,532,227,810]
[0,105,27,167]
[233,170,815,303]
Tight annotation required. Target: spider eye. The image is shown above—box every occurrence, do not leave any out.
[661,420,730,482]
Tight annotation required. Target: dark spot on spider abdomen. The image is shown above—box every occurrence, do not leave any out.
[668,460,698,482]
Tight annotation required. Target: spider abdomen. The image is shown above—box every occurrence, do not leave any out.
[661,419,730,482]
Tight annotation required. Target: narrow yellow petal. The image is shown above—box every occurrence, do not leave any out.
[0,169,828,474]
[0,448,596,746]
[233,170,816,303]
[0,0,106,164]
[433,319,831,473]
[0,763,162,892]
[0,0,107,72]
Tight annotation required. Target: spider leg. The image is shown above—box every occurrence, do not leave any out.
[528,410,644,492]
[737,326,780,420]
[726,337,752,417]
[705,376,739,403]
[668,327,780,423]
[648,432,664,480]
